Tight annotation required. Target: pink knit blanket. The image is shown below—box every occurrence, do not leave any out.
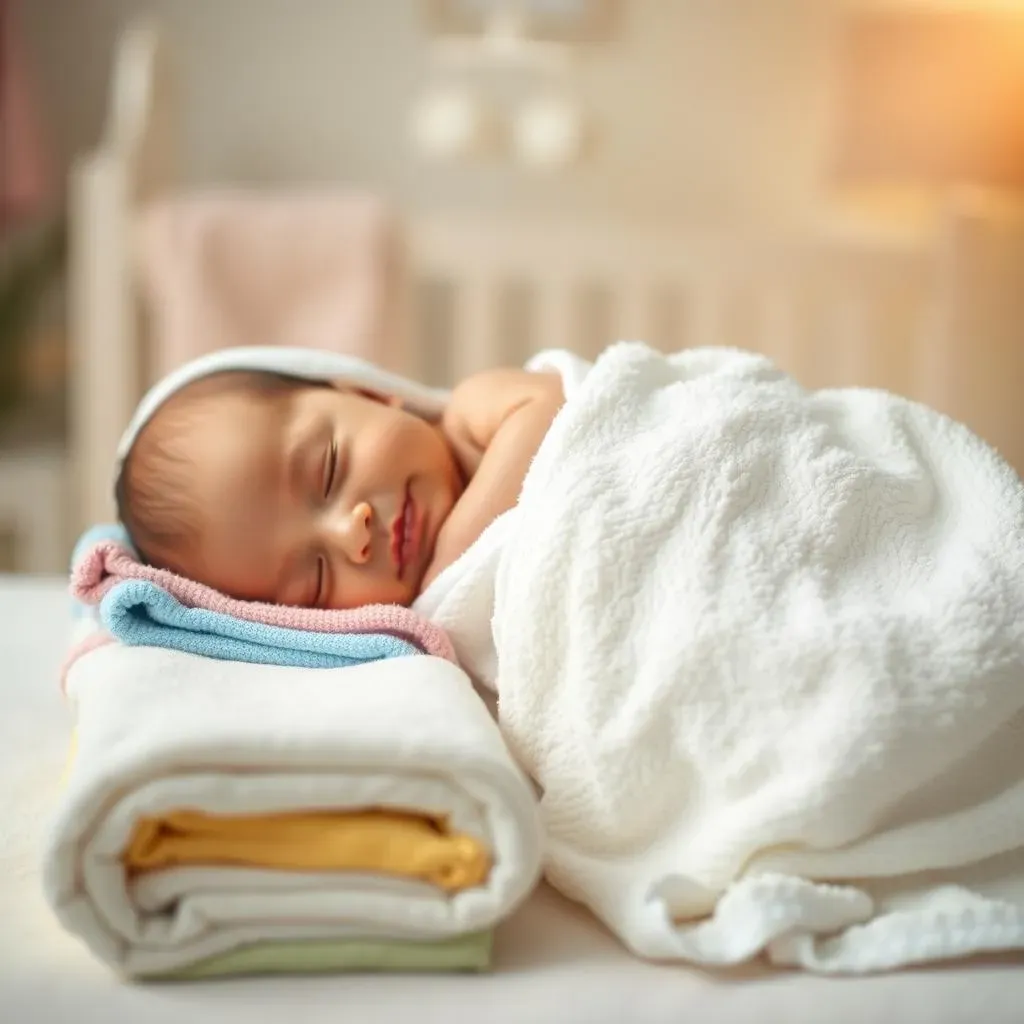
[64,541,456,681]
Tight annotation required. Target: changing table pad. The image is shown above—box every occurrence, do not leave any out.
[2,578,1022,1023]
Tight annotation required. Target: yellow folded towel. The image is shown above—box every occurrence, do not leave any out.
[124,809,490,892]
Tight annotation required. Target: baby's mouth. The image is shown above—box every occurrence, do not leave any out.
[390,484,416,579]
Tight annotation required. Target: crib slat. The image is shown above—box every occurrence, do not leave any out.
[408,214,942,403]
[758,286,800,373]
[535,282,575,356]
[828,285,873,387]
[451,279,498,380]
[614,281,649,344]
[690,277,724,349]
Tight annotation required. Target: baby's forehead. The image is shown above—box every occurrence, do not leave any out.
[186,402,286,505]
[143,382,285,474]
[159,376,290,430]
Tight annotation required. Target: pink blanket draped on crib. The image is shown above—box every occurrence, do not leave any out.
[134,191,405,380]
[0,0,51,225]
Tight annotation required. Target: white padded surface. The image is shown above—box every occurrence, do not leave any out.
[2,578,1023,1023]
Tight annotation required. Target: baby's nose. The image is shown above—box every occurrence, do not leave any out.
[340,501,373,565]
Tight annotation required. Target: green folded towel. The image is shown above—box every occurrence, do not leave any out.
[145,931,493,981]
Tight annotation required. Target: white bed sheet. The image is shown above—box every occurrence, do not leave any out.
[2,577,1022,1024]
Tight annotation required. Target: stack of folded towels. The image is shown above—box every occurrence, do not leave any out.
[43,525,542,980]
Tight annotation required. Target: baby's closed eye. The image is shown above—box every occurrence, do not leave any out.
[312,554,329,607]
[322,440,339,499]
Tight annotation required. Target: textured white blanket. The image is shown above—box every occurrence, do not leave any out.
[44,647,542,976]
[485,342,1024,973]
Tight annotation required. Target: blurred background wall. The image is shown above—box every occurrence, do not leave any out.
[2,0,1023,573]
[20,0,835,228]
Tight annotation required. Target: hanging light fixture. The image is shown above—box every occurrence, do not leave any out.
[512,92,584,168]
[410,85,492,162]
[412,0,602,169]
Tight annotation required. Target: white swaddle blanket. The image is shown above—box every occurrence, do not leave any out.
[423,342,1024,973]
[44,648,542,976]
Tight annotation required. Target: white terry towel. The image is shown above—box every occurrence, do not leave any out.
[43,647,542,976]
[486,341,1024,974]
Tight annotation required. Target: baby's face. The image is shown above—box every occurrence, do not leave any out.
[171,384,462,609]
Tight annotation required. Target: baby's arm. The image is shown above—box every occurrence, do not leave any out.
[422,368,564,588]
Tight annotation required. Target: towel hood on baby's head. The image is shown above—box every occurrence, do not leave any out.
[114,346,451,485]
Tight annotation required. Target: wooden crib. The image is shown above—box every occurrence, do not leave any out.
[67,19,1024,541]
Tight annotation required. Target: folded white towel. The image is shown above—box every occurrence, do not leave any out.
[44,647,542,976]
[493,342,1024,973]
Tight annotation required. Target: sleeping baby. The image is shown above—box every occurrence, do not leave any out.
[115,352,566,612]
[112,342,1024,973]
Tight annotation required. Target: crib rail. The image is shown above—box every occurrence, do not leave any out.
[409,214,935,396]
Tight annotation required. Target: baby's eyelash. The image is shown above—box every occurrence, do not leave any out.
[323,440,339,498]
[314,555,326,606]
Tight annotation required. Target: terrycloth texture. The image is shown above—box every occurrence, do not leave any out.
[134,193,405,383]
[494,342,1024,973]
[148,931,494,980]
[44,646,543,977]
[64,536,456,679]
[125,809,490,892]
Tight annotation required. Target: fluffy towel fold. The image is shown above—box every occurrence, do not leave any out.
[480,342,1024,973]
[124,809,490,891]
[44,645,542,976]
[134,192,405,381]
[150,931,493,980]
